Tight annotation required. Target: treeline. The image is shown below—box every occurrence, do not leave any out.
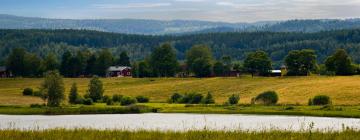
[133,44,359,78]
[6,47,130,77]
[2,29,360,66]
[5,42,359,78]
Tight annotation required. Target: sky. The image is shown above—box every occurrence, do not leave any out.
[1,0,360,22]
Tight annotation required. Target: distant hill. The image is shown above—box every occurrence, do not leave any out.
[2,14,360,34]
[0,14,252,35]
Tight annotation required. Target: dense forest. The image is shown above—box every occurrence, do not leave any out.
[1,29,360,67]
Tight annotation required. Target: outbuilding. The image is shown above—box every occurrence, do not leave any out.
[106,66,132,77]
[0,66,11,78]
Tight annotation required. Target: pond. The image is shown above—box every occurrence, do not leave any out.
[1,113,359,131]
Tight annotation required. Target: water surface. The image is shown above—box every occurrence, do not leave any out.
[0,113,359,131]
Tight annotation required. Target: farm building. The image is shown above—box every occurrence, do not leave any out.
[269,65,287,77]
[106,66,132,77]
[0,66,11,78]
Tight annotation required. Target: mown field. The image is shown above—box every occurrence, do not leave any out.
[1,129,359,140]
[1,76,360,105]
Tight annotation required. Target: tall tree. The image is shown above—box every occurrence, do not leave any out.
[41,71,65,107]
[222,56,232,76]
[137,61,152,78]
[150,43,179,77]
[244,51,272,77]
[95,49,113,76]
[24,53,42,77]
[117,51,131,66]
[325,49,354,75]
[285,49,317,76]
[85,54,97,76]
[213,61,225,76]
[6,48,26,76]
[43,53,59,72]
[68,83,79,104]
[87,76,104,102]
[60,51,72,76]
[186,45,213,77]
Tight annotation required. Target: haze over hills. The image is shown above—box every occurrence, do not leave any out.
[1,14,360,35]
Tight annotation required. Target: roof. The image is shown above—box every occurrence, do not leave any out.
[270,70,282,73]
[107,66,131,71]
[0,66,6,72]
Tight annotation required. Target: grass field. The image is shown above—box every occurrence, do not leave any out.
[1,129,359,140]
[1,76,360,105]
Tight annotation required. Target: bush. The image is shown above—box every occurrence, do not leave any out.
[121,96,137,106]
[30,104,44,108]
[106,99,114,105]
[75,97,84,104]
[255,91,278,105]
[228,94,240,105]
[83,98,93,105]
[102,95,112,103]
[180,93,203,104]
[310,95,331,105]
[33,90,43,97]
[170,93,183,103]
[202,92,215,104]
[112,94,123,102]
[22,88,33,96]
[136,96,149,103]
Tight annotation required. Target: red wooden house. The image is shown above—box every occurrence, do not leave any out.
[106,66,132,77]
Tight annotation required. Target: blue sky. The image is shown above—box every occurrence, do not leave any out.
[1,0,360,22]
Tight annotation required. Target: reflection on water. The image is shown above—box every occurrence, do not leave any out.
[0,113,359,131]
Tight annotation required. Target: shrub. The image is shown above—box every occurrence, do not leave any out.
[22,88,33,96]
[170,93,183,103]
[33,90,43,97]
[228,94,240,105]
[121,96,137,106]
[83,98,93,105]
[102,95,112,103]
[255,91,278,105]
[180,93,203,104]
[75,97,84,104]
[310,95,331,105]
[106,99,114,105]
[136,96,150,103]
[112,94,123,102]
[30,104,44,108]
[202,92,215,104]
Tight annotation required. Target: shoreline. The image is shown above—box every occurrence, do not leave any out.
[1,103,360,118]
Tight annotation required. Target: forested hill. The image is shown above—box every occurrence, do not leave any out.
[2,14,360,35]
[1,29,360,66]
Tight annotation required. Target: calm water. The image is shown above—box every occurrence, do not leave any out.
[0,113,360,131]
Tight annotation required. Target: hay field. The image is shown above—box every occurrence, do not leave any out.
[1,76,360,105]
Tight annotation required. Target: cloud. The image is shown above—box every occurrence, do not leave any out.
[93,3,172,9]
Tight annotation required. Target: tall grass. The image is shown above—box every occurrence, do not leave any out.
[1,129,359,140]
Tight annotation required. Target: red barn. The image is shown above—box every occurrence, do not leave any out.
[106,66,132,77]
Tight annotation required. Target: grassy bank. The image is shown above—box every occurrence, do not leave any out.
[1,129,359,140]
[143,103,360,118]
[2,76,360,105]
[0,105,153,115]
[1,103,360,118]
